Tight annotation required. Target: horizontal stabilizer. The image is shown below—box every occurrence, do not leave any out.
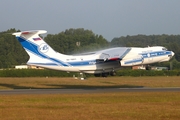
[12,30,47,36]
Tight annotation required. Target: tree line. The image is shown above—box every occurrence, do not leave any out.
[44,28,109,54]
[0,28,180,69]
[0,69,179,77]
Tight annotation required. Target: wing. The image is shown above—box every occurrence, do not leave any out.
[96,47,131,62]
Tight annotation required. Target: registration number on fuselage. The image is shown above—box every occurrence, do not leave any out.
[89,61,96,65]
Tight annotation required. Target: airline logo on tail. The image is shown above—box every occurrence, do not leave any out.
[39,43,49,53]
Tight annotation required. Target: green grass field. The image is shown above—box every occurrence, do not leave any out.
[0,76,180,120]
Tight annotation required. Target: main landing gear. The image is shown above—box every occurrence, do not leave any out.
[73,72,86,80]
[79,72,86,80]
[145,65,152,70]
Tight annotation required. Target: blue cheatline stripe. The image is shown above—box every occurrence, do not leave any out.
[17,36,39,55]
[28,59,111,67]
[16,37,70,66]
[28,61,96,67]
[141,51,171,58]
[125,59,143,64]
[68,60,97,66]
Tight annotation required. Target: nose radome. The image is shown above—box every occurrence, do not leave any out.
[172,51,175,56]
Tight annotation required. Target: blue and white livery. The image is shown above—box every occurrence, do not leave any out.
[13,30,174,75]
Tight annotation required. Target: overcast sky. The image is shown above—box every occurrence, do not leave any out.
[1,0,180,41]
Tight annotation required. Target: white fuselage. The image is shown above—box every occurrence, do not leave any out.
[13,30,174,74]
[27,46,174,74]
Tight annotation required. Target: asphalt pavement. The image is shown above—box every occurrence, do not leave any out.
[0,87,180,95]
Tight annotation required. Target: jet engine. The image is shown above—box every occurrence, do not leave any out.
[120,55,143,66]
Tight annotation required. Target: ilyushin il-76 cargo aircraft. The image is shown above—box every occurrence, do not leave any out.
[13,30,174,77]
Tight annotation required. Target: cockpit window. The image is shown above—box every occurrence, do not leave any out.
[162,47,167,51]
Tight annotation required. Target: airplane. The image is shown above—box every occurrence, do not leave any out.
[13,30,174,77]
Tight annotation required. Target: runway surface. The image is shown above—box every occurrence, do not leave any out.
[0,87,180,95]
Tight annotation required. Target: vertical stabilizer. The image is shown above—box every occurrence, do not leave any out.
[13,30,69,67]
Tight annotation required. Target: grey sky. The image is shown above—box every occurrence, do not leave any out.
[1,0,180,41]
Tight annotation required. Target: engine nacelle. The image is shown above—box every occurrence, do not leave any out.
[120,55,143,66]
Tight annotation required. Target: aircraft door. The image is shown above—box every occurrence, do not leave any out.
[147,53,153,62]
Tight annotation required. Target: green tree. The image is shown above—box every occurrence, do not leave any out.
[0,29,28,68]
[45,28,109,54]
